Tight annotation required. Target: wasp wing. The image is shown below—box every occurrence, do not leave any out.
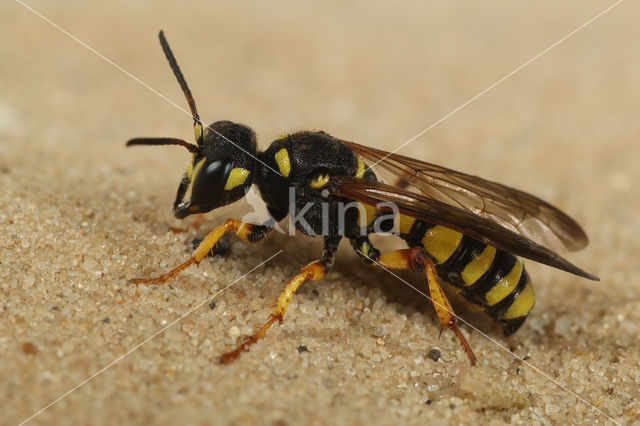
[331,177,597,280]
[341,140,589,254]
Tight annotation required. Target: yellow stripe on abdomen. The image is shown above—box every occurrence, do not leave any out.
[397,214,415,235]
[421,225,463,264]
[503,282,535,319]
[461,245,497,286]
[485,259,523,306]
[357,202,378,227]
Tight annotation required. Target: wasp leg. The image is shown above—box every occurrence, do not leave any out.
[220,240,337,364]
[191,233,231,257]
[374,247,477,366]
[131,218,271,285]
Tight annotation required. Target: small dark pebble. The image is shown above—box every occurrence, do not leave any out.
[523,356,531,361]
[449,404,455,410]
[425,400,432,405]
[51,306,59,311]
[428,348,441,362]
[23,342,39,355]
[312,289,319,296]
[209,302,217,310]
[297,345,308,353]
[103,317,111,323]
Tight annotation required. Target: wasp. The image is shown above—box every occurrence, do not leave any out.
[127,31,598,365]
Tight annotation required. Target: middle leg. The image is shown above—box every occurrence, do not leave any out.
[219,238,339,363]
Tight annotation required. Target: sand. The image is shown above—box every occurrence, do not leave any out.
[1,1,639,425]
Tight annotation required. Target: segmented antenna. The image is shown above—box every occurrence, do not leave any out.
[158,30,204,145]
[126,137,199,153]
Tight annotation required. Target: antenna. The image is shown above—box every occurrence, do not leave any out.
[126,137,199,152]
[158,30,203,145]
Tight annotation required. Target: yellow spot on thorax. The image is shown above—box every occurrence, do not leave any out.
[224,168,251,190]
[421,225,463,264]
[355,157,366,179]
[485,259,523,306]
[310,173,330,188]
[461,245,497,286]
[275,148,291,177]
[353,157,377,228]
[503,282,535,319]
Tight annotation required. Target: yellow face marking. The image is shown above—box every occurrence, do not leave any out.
[275,148,291,177]
[187,160,195,180]
[485,259,523,306]
[224,168,251,191]
[186,157,206,199]
[398,214,415,235]
[503,282,535,319]
[310,173,330,188]
[421,225,463,264]
[461,245,497,286]
[357,202,378,227]
[355,157,366,179]
[194,123,203,142]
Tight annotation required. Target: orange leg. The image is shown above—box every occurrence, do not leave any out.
[376,247,477,366]
[131,218,260,285]
[220,260,327,364]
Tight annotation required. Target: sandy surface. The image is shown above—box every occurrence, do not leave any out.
[2,1,639,425]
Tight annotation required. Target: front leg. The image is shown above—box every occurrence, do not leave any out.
[131,218,272,285]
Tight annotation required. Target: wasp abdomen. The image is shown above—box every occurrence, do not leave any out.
[399,215,535,335]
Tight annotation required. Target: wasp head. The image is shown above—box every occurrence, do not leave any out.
[126,32,258,220]
[173,120,257,218]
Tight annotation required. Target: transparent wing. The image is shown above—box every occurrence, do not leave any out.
[342,140,589,253]
[331,177,597,280]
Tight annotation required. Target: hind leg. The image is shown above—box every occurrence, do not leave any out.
[366,247,477,366]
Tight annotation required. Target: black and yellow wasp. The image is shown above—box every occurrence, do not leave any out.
[127,31,598,365]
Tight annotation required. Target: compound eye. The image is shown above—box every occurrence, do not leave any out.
[191,160,230,206]
[309,173,331,189]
